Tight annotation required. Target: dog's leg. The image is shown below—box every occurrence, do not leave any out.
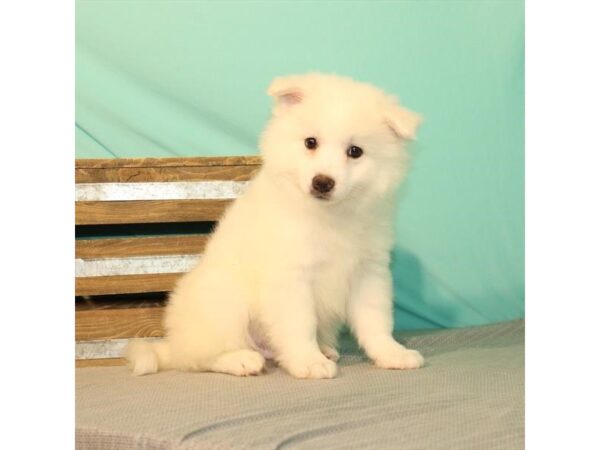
[347,264,424,370]
[318,322,340,362]
[163,271,262,375]
[261,274,338,379]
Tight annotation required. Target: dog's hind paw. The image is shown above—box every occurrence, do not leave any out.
[210,350,266,376]
[320,344,340,362]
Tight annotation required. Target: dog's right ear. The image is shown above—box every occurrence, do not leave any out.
[267,76,304,113]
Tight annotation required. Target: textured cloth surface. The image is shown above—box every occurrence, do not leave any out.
[76,320,524,450]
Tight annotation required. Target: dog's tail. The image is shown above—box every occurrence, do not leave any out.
[124,339,171,376]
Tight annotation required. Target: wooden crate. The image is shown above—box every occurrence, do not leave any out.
[75,156,261,367]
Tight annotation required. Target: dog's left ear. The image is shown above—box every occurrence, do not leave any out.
[267,76,304,112]
[386,103,422,141]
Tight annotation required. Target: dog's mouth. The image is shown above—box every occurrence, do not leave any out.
[310,189,332,201]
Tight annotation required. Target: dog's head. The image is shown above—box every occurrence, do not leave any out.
[260,73,421,204]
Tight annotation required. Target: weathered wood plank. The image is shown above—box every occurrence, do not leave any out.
[75,156,262,169]
[76,306,165,340]
[76,235,208,258]
[76,337,162,359]
[75,199,231,225]
[76,254,200,277]
[76,164,260,183]
[75,273,181,296]
[75,181,247,202]
[76,358,126,368]
[76,296,166,311]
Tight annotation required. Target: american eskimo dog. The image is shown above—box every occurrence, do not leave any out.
[125,73,424,379]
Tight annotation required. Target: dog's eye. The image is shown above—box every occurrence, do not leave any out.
[347,145,363,159]
[304,137,318,150]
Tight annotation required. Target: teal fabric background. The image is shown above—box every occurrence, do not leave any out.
[76,0,524,330]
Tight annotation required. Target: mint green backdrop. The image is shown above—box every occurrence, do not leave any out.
[76,1,524,330]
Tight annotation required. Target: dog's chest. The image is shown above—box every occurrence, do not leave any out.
[309,233,361,321]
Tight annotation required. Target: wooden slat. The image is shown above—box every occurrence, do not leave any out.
[75,156,262,169]
[75,273,181,296]
[75,199,231,225]
[76,235,208,259]
[76,164,260,183]
[76,306,165,340]
[76,297,166,311]
[76,358,126,368]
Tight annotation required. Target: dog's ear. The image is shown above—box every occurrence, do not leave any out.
[386,103,422,141]
[267,76,304,111]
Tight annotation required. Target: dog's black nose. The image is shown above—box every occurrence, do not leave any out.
[312,175,335,194]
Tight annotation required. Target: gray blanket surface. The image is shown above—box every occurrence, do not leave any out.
[76,320,524,450]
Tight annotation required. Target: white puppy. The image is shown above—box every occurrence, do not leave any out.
[125,73,424,379]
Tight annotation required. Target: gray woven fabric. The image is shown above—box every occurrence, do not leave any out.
[76,320,524,450]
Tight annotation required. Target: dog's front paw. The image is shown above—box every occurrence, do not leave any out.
[374,347,424,370]
[284,353,338,379]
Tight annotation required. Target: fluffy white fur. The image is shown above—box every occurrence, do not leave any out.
[125,73,424,379]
